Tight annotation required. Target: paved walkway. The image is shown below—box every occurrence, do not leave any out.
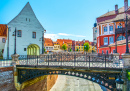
[50,75,103,91]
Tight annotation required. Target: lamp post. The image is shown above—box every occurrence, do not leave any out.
[124,7,130,53]
[115,76,124,91]
[125,13,129,53]
[12,27,17,54]
[39,30,46,54]
[7,27,11,59]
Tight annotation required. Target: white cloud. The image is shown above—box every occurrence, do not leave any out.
[58,33,70,36]
[44,33,59,41]
[58,33,86,38]
[44,33,86,41]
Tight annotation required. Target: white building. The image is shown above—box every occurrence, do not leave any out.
[3,2,45,58]
[0,24,7,57]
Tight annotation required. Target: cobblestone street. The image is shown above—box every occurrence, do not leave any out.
[50,75,106,91]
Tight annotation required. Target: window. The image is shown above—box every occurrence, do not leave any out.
[118,25,122,28]
[104,27,107,32]
[95,30,97,33]
[32,32,36,38]
[113,50,115,53]
[24,48,26,51]
[2,38,5,43]
[104,37,108,45]
[102,50,104,54]
[98,49,99,53]
[117,35,125,41]
[106,50,108,54]
[109,26,113,31]
[17,30,22,37]
[109,37,114,44]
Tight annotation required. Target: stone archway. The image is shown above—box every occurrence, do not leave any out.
[27,44,40,55]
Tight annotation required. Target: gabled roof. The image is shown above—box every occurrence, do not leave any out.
[44,38,53,46]
[0,24,7,37]
[8,2,45,30]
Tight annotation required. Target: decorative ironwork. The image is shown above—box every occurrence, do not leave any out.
[17,67,121,91]
[18,53,123,69]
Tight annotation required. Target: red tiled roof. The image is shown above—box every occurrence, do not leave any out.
[57,39,72,46]
[44,38,53,46]
[53,41,60,45]
[0,24,7,36]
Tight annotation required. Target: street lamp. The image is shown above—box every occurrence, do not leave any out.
[124,7,130,53]
[115,76,124,91]
[39,30,46,54]
[7,26,11,59]
[12,27,17,54]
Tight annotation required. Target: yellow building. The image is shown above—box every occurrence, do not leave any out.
[53,41,61,52]
[75,46,84,51]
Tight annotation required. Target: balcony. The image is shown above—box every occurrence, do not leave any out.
[115,28,125,34]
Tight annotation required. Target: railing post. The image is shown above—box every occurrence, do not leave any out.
[61,54,62,66]
[89,56,90,68]
[27,55,28,65]
[105,55,106,68]
[48,55,49,66]
[74,54,76,68]
[37,56,38,65]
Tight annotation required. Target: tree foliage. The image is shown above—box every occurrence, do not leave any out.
[76,48,79,51]
[62,44,67,51]
[70,48,72,52]
[84,42,90,52]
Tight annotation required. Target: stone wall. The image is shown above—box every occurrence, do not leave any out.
[47,75,58,91]
[0,66,16,91]
[22,77,47,91]
[21,75,58,91]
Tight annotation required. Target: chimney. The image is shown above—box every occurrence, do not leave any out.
[115,4,118,14]
[124,0,128,11]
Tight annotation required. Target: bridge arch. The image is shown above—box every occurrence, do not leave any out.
[17,67,121,91]
[27,44,40,55]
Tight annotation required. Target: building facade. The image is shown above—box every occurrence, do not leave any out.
[96,0,130,54]
[44,38,54,53]
[0,24,7,57]
[3,2,45,58]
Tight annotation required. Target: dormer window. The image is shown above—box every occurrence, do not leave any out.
[17,30,22,37]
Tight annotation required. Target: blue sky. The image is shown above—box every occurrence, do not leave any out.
[0,0,129,41]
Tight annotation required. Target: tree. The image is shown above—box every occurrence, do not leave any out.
[76,48,79,52]
[62,44,67,51]
[84,42,90,52]
[70,48,72,52]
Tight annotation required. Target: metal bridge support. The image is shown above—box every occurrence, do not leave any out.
[122,53,130,91]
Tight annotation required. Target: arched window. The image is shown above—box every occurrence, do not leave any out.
[117,35,125,41]
[17,30,22,37]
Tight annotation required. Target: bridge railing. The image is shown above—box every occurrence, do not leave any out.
[0,58,12,67]
[17,53,123,69]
